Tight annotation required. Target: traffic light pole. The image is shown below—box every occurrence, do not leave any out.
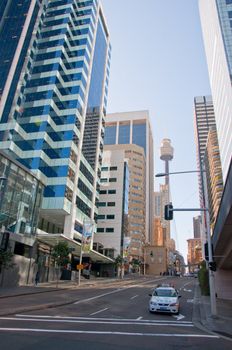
[157,170,217,317]
[202,167,217,316]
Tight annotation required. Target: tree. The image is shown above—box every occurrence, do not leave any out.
[0,248,15,286]
[114,254,124,278]
[0,248,14,272]
[51,241,70,287]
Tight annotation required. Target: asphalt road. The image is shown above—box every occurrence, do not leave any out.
[0,276,231,350]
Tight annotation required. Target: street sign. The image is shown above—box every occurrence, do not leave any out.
[76,264,84,270]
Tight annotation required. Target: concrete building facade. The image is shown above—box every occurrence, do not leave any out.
[104,110,154,244]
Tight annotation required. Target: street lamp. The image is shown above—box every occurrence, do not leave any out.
[155,169,217,316]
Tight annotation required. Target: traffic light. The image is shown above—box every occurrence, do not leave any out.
[204,242,214,261]
[164,203,173,220]
[208,261,217,271]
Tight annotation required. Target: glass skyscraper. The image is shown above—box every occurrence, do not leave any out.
[0,0,111,240]
[199,0,232,182]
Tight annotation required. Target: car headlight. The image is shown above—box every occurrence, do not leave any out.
[150,302,157,306]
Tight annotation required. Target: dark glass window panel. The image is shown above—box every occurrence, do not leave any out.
[132,123,146,154]
[104,125,116,145]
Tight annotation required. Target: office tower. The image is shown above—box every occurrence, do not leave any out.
[193,96,217,203]
[96,147,130,259]
[199,0,232,182]
[199,0,232,299]
[204,127,224,228]
[0,1,111,241]
[193,215,201,239]
[104,110,154,243]
[194,96,216,167]
[97,144,146,263]
[160,138,174,186]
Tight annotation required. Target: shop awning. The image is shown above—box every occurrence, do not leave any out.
[36,233,114,264]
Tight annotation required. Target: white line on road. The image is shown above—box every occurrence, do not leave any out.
[0,317,194,327]
[0,327,219,338]
[15,315,193,324]
[130,295,138,300]
[136,317,143,320]
[74,289,122,304]
[90,308,108,316]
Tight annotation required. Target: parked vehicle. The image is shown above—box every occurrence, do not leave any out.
[149,286,181,314]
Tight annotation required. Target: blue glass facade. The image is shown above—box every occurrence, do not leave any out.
[118,124,130,144]
[104,125,117,145]
[0,0,111,231]
[132,123,146,154]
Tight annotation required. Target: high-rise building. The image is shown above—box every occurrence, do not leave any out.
[204,127,224,228]
[193,215,201,239]
[199,0,232,299]
[193,96,218,209]
[194,96,216,167]
[0,0,111,243]
[199,1,232,182]
[104,110,154,243]
[95,146,130,259]
[97,143,146,263]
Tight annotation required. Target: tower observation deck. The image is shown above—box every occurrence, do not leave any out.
[160,138,174,185]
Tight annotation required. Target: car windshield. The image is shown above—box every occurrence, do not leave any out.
[153,289,177,297]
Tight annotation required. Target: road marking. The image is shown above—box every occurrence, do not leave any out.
[1,317,194,327]
[187,299,194,303]
[15,315,193,324]
[136,316,143,320]
[0,327,219,338]
[74,289,122,304]
[130,295,138,300]
[183,288,192,292]
[173,314,185,321]
[180,281,193,290]
[90,308,108,316]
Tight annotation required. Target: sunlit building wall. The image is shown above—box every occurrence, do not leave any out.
[104,110,154,243]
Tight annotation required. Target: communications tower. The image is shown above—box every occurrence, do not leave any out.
[160,138,174,185]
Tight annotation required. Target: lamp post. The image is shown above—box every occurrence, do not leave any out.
[155,169,217,316]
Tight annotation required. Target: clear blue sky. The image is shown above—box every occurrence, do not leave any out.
[101,0,211,262]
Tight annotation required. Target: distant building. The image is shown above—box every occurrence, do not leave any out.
[104,110,154,243]
[187,238,203,272]
[193,216,201,239]
[97,143,146,264]
[95,147,129,259]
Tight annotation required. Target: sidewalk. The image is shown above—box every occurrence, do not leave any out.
[193,282,232,339]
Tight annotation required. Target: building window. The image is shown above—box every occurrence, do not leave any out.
[97,228,104,233]
[104,125,116,145]
[107,215,115,219]
[97,215,105,220]
[110,166,117,171]
[108,189,116,194]
[109,178,117,182]
[100,178,107,183]
[106,228,114,233]
[107,202,115,206]
[100,190,107,194]
[98,202,106,207]
[118,123,130,144]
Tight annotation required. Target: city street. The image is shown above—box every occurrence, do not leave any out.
[0,277,231,349]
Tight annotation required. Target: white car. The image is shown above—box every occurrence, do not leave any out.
[149,286,181,314]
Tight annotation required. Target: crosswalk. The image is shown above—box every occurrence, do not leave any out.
[0,314,219,339]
